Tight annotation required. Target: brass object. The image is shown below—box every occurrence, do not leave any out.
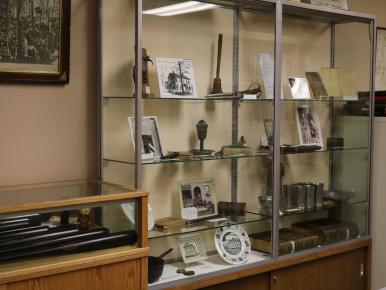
[133,47,153,97]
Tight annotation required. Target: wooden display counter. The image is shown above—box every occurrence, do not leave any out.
[165,238,371,290]
[0,180,149,290]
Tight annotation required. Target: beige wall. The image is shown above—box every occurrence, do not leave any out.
[0,0,98,187]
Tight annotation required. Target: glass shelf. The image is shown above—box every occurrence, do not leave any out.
[103,151,272,166]
[148,212,269,239]
[103,146,368,166]
[103,95,364,103]
[258,200,368,219]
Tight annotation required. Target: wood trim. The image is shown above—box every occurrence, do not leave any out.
[165,239,370,290]
[365,242,372,290]
[141,257,148,290]
[139,195,149,248]
[0,246,149,285]
[0,191,148,215]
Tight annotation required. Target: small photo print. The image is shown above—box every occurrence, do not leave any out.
[156,57,198,98]
[128,116,163,160]
[296,106,323,147]
[179,180,217,219]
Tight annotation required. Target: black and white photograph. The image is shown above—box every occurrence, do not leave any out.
[288,77,312,99]
[179,180,217,220]
[0,0,70,82]
[156,57,198,98]
[296,106,323,147]
[128,116,163,161]
[177,233,207,264]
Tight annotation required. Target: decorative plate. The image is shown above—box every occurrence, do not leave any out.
[121,203,155,231]
[214,223,251,265]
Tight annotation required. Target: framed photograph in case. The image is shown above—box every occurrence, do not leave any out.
[296,106,323,147]
[128,116,163,161]
[178,233,207,264]
[156,57,198,98]
[179,179,217,220]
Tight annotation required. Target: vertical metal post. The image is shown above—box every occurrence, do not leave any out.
[328,23,336,192]
[97,0,103,181]
[231,8,240,203]
[368,19,376,236]
[272,0,282,260]
[135,0,143,189]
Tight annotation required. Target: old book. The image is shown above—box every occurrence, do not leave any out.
[221,145,253,156]
[249,228,320,255]
[155,217,186,230]
[321,68,358,100]
[306,72,328,99]
[292,219,359,245]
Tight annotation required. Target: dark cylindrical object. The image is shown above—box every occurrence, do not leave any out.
[0,228,110,255]
[0,226,50,241]
[0,226,81,248]
[0,230,138,262]
[215,34,223,79]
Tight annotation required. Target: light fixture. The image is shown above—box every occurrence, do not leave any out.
[143,1,219,17]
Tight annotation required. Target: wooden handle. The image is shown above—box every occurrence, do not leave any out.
[216,34,223,79]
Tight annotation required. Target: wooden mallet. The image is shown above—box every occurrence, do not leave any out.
[211,34,223,94]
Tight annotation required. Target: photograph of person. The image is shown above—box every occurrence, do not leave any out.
[179,180,217,219]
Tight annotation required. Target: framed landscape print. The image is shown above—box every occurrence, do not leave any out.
[0,0,70,83]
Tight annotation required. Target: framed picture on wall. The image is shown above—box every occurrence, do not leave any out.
[0,0,71,83]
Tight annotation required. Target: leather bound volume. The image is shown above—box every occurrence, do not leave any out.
[218,201,246,216]
[155,217,186,231]
[249,228,320,255]
[292,219,359,245]
[306,72,328,99]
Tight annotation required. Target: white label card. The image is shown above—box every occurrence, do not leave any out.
[181,207,198,220]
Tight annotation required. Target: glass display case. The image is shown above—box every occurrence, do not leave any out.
[99,0,375,288]
[0,180,147,272]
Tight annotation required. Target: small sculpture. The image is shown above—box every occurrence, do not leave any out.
[191,120,214,156]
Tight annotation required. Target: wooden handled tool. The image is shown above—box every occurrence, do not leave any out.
[211,34,223,94]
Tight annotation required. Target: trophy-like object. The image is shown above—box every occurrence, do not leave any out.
[191,120,214,156]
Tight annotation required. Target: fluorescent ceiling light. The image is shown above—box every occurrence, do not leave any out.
[143,1,219,17]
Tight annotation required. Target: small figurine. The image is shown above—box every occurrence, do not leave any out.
[237,136,247,147]
[78,208,93,230]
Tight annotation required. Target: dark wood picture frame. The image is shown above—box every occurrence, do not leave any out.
[0,0,71,84]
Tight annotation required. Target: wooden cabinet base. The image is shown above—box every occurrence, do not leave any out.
[5,259,144,290]
[170,239,371,290]
[0,247,148,290]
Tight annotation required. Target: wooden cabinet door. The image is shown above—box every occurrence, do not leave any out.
[201,273,269,290]
[271,249,367,290]
[5,259,143,290]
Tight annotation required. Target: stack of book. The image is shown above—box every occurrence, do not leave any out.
[249,228,320,255]
[292,219,359,245]
[155,217,187,231]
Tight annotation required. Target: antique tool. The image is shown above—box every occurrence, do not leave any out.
[191,120,214,156]
[211,34,223,94]
[133,47,153,97]
[148,248,173,283]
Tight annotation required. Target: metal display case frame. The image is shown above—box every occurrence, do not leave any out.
[98,0,376,287]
